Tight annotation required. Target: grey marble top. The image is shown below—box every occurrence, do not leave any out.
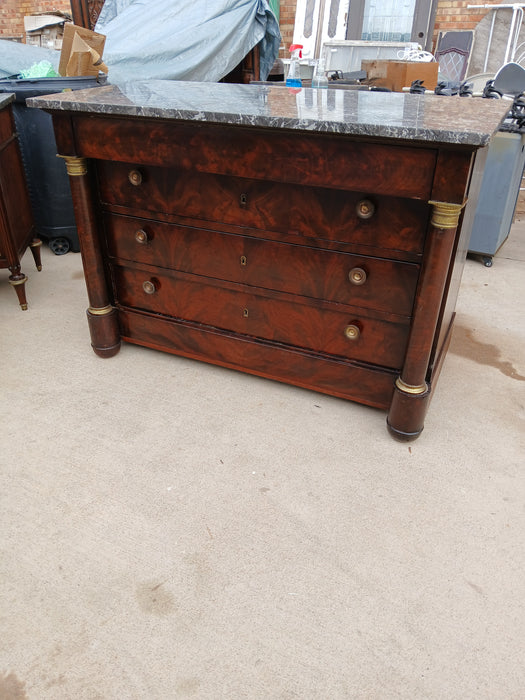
[0,93,14,110]
[27,80,510,146]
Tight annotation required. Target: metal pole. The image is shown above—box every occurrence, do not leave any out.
[504,6,518,63]
[314,0,327,59]
[484,9,497,71]
[467,4,525,68]
[510,7,524,60]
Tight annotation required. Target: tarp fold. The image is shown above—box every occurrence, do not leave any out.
[95,0,281,82]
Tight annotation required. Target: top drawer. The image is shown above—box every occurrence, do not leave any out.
[96,161,429,256]
[73,115,437,198]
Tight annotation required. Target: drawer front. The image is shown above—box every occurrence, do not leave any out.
[0,106,13,147]
[75,115,436,198]
[0,139,33,253]
[119,308,398,410]
[105,214,419,316]
[97,162,428,254]
[111,265,410,369]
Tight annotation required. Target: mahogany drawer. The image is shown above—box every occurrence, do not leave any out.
[73,115,436,198]
[97,161,429,255]
[104,214,420,316]
[110,264,410,369]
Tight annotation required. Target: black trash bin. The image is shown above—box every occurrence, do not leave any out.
[0,75,106,254]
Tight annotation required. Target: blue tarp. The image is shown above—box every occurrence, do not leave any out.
[0,41,60,79]
[95,0,281,82]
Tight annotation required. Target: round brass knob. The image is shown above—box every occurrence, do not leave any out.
[128,169,143,186]
[349,267,367,285]
[135,229,149,244]
[142,280,156,294]
[356,199,375,219]
[344,324,361,340]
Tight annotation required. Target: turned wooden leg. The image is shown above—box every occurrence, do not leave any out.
[29,238,43,271]
[60,155,120,358]
[9,271,28,310]
[387,200,464,441]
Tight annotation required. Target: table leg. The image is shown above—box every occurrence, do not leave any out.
[29,238,43,271]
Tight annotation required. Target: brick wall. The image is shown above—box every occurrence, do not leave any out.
[433,0,501,43]
[278,1,296,56]
[0,1,71,39]
[0,0,501,50]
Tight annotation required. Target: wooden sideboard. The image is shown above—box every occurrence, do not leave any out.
[0,94,41,309]
[30,83,508,438]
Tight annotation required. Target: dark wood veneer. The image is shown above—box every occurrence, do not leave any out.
[62,115,437,198]
[0,100,41,309]
[97,161,429,254]
[49,106,487,439]
[104,213,420,315]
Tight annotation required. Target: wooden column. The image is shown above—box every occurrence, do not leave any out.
[69,0,106,30]
[387,200,464,440]
[59,154,120,357]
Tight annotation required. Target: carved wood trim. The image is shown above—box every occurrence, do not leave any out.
[69,0,105,30]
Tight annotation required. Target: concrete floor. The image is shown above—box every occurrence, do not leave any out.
[1,222,524,700]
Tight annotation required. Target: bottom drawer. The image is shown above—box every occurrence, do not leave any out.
[111,265,410,370]
[118,307,398,410]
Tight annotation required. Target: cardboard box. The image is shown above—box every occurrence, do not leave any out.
[58,23,107,77]
[362,59,439,92]
[24,13,71,51]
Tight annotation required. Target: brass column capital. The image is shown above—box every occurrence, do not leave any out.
[57,155,88,176]
[428,200,465,229]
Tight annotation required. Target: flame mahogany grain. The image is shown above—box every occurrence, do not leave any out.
[49,109,482,439]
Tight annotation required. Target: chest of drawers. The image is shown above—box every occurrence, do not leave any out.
[0,94,41,309]
[31,82,508,439]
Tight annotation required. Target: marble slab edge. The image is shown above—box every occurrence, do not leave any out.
[26,81,511,147]
[0,93,15,110]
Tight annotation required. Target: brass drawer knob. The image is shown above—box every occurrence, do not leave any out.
[356,199,375,219]
[128,169,143,186]
[142,280,156,294]
[349,267,367,285]
[344,324,361,340]
[135,229,149,244]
